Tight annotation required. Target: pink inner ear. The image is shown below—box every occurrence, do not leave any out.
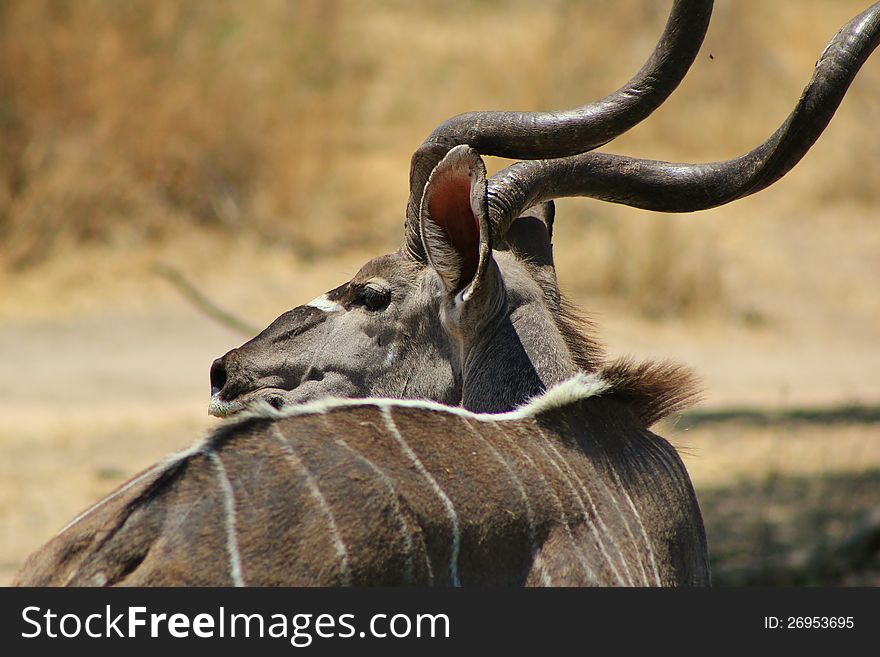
[427,173,480,290]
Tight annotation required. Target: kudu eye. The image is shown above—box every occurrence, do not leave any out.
[356,283,391,312]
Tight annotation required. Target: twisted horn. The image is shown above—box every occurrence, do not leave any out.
[487,3,880,233]
[404,0,714,259]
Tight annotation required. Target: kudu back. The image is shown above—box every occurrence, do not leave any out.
[16,376,708,586]
[15,0,880,586]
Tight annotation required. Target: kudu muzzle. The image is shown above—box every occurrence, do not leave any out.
[209,304,332,416]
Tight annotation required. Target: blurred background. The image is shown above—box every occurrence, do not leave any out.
[1,0,878,585]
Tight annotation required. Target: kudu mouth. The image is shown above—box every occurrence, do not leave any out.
[207,393,244,418]
[208,375,350,418]
[208,353,350,418]
[208,353,290,417]
[208,389,287,417]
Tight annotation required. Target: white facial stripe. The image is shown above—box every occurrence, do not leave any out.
[306,294,344,313]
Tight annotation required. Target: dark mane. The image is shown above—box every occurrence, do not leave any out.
[555,292,604,373]
[517,254,605,373]
[527,258,701,427]
[597,357,703,428]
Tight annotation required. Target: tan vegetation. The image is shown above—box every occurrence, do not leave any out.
[1,0,878,584]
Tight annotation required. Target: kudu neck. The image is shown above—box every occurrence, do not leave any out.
[460,293,580,413]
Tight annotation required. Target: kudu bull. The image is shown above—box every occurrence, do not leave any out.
[16,0,880,586]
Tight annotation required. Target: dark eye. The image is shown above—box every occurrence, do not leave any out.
[357,284,391,312]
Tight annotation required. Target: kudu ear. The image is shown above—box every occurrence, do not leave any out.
[419,145,492,301]
[505,201,556,269]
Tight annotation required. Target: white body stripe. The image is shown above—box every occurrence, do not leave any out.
[208,450,246,587]
[381,407,461,587]
[460,418,551,586]
[535,425,637,583]
[329,421,420,585]
[272,426,352,586]
[56,438,208,536]
[58,463,166,536]
[538,429,635,586]
[486,421,596,584]
[579,452,652,585]
[531,429,628,585]
[608,461,662,586]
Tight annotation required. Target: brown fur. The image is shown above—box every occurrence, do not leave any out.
[15,394,710,587]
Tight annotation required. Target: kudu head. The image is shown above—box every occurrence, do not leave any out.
[209,147,571,415]
[209,0,880,417]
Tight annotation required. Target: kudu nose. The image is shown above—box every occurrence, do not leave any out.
[210,357,229,398]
